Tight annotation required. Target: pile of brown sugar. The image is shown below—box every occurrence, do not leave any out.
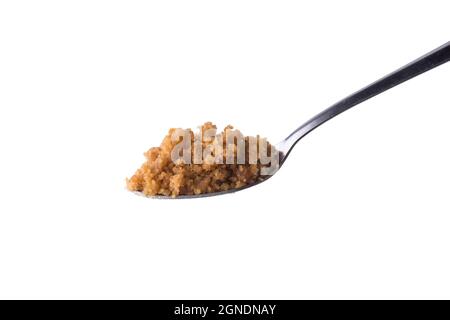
[126,122,278,197]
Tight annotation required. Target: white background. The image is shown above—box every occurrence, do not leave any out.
[0,1,449,299]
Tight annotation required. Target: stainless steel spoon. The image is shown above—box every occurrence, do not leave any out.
[139,41,450,199]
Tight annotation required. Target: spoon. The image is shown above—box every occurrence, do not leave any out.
[140,41,450,199]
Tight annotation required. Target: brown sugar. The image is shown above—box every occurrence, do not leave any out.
[126,122,279,197]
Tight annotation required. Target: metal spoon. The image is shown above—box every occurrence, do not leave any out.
[140,41,450,199]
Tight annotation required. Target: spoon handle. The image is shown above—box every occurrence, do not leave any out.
[281,41,450,156]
